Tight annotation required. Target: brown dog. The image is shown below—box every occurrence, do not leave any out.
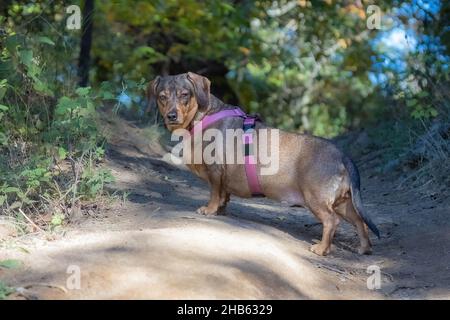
[147,72,379,256]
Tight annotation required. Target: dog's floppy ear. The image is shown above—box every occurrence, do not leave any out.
[187,72,210,111]
[146,76,161,113]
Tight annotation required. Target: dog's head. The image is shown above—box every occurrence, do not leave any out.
[146,72,211,131]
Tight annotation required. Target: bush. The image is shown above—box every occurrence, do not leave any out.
[0,29,115,231]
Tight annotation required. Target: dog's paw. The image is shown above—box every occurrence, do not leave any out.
[310,243,330,256]
[196,206,218,216]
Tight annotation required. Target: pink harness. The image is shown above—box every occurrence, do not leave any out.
[190,108,264,197]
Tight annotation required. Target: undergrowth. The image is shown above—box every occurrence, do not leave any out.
[0,26,116,234]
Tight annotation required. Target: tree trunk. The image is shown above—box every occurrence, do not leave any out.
[78,0,94,87]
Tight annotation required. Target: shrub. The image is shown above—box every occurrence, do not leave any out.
[0,29,115,231]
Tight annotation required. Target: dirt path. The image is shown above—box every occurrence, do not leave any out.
[1,119,449,299]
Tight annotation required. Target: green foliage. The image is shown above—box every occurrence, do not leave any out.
[50,212,65,228]
[0,20,115,228]
[88,0,398,136]
[0,259,22,269]
[0,281,14,300]
[0,259,21,299]
[408,99,438,120]
[80,166,115,200]
[227,1,385,136]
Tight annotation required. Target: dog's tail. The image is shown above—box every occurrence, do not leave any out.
[343,156,380,239]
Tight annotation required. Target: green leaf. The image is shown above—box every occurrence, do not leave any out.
[0,281,14,300]
[0,88,6,101]
[0,259,22,269]
[100,90,115,100]
[429,108,438,117]
[2,187,20,193]
[32,78,54,97]
[417,91,429,98]
[406,99,417,107]
[56,96,78,115]
[5,34,21,54]
[51,213,64,227]
[18,49,33,67]
[37,36,55,46]
[76,87,91,97]
[0,132,8,145]
[0,80,7,101]
[134,46,167,63]
[220,2,235,13]
[58,147,67,160]
[411,109,422,119]
[0,195,6,206]
[99,81,115,99]
[0,104,8,111]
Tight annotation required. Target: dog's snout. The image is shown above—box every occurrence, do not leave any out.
[167,111,177,121]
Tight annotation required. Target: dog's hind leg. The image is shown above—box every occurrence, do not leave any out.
[308,202,341,256]
[334,198,372,255]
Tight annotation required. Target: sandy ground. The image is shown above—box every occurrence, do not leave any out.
[1,117,449,299]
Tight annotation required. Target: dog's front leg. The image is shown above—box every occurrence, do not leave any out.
[217,192,230,215]
[197,170,224,216]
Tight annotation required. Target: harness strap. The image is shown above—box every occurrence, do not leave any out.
[190,108,246,135]
[242,117,264,196]
[189,108,264,197]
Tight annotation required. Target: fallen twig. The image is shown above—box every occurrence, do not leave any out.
[14,283,68,299]
[313,262,352,280]
[18,209,44,233]
[21,283,68,293]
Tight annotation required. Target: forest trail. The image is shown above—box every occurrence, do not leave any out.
[1,116,449,300]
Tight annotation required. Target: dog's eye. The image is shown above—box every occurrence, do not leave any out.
[159,95,167,101]
[180,92,189,98]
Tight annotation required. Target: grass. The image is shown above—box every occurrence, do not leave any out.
[0,281,14,300]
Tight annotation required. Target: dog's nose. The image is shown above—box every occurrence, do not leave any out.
[167,112,177,121]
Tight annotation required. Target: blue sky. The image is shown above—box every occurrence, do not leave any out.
[369,0,445,85]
